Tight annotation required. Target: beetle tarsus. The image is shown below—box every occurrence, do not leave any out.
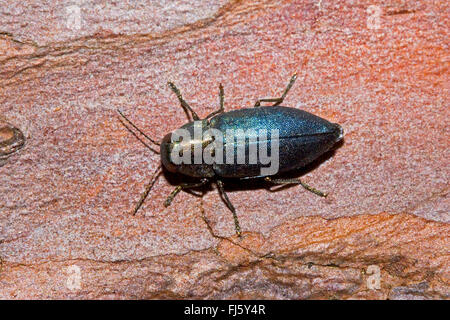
[217,180,242,237]
[205,84,225,119]
[254,72,298,107]
[264,176,328,197]
[164,185,182,207]
[168,81,200,121]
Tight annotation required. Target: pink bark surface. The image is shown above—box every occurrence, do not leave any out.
[0,0,448,299]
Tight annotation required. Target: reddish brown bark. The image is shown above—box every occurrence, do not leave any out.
[0,0,448,299]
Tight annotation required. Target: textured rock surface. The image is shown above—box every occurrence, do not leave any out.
[0,0,448,299]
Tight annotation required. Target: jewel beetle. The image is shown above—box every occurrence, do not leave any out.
[118,73,343,237]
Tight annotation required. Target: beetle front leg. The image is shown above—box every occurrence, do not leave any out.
[264,176,328,197]
[216,180,242,237]
[168,82,200,121]
[164,178,209,207]
[205,84,225,119]
[254,73,297,107]
[131,166,163,215]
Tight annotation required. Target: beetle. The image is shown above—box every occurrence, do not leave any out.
[117,73,343,237]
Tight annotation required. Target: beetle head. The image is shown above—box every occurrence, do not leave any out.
[159,120,215,177]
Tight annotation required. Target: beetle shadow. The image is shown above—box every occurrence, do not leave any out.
[162,168,214,198]
[161,138,344,195]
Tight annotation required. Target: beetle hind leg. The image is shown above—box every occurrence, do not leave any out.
[254,73,297,107]
[164,178,209,207]
[264,176,328,197]
[217,180,242,237]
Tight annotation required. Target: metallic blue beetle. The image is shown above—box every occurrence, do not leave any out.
[118,74,343,237]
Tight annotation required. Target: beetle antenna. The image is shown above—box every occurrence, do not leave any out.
[132,165,163,215]
[117,115,160,154]
[117,109,160,147]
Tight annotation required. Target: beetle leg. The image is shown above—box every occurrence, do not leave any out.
[205,84,225,119]
[167,82,200,121]
[216,180,242,237]
[264,176,328,197]
[164,178,209,207]
[132,166,163,215]
[254,73,297,107]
